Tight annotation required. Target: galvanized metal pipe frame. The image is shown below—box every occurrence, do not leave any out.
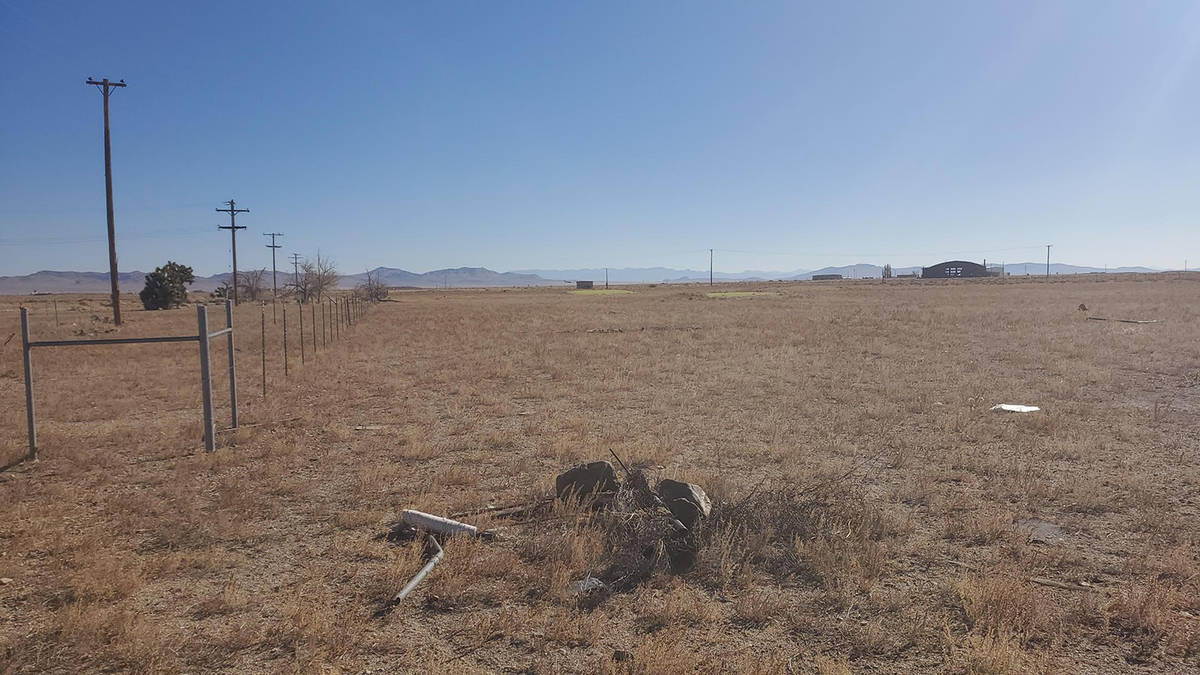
[18,300,238,461]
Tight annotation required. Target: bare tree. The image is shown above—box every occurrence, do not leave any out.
[356,269,388,302]
[291,254,339,303]
[238,268,268,301]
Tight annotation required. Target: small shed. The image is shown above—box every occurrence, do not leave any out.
[576,280,594,289]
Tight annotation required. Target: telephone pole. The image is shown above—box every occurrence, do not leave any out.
[264,233,283,298]
[216,200,249,304]
[86,77,127,326]
[290,253,302,287]
[709,249,714,286]
[1046,244,1052,279]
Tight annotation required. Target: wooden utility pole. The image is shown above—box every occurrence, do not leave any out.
[86,77,127,325]
[709,249,714,286]
[217,200,249,304]
[264,232,283,299]
[290,253,302,287]
[1046,244,1052,279]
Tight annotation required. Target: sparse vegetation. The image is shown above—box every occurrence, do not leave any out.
[291,253,339,302]
[237,268,268,302]
[2,275,1199,672]
[356,269,388,302]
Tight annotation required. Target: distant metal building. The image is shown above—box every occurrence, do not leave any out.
[921,260,989,279]
[811,274,843,281]
[576,280,594,289]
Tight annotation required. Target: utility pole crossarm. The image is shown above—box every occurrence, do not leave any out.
[86,78,126,88]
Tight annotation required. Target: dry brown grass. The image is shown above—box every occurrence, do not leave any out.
[2,275,1200,672]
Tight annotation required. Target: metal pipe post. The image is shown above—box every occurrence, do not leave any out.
[283,307,289,376]
[20,308,36,461]
[225,300,238,429]
[261,306,266,397]
[197,305,215,452]
[298,300,305,364]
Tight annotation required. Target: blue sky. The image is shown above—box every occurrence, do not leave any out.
[2,1,1198,276]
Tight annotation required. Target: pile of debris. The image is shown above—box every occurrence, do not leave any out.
[385,452,713,609]
[555,456,713,590]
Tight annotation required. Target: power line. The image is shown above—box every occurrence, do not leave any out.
[216,199,249,304]
[85,76,126,326]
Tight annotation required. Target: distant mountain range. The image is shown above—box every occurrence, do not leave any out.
[339,267,555,288]
[0,262,1170,294]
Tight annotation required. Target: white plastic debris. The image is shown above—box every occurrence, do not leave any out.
[990,404,1040,413]
[392,536,444,604]
[401,509,479,537]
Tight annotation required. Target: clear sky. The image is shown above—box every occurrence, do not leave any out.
[2,1,1198,276]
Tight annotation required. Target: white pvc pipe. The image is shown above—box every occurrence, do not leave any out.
[401,509,479,537]
[393,535,444,603]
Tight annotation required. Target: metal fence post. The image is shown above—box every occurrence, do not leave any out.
[225,300,238,430]
[20,307,36,461]
[261,306,266,397]
[283,306,289,376]
[299,300,305,364]
[197,305,215,452]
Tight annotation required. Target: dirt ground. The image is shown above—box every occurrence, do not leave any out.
[1,275,1198,673]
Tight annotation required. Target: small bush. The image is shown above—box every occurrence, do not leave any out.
[139,261,194,310]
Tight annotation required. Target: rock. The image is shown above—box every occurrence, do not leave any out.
[656,479,711,530]
[612,650,632,663]
[555,461,619,501]
[0,578,11,585]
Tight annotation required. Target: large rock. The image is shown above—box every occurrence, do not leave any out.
[656,479,711,530]
[556,461,619,501]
